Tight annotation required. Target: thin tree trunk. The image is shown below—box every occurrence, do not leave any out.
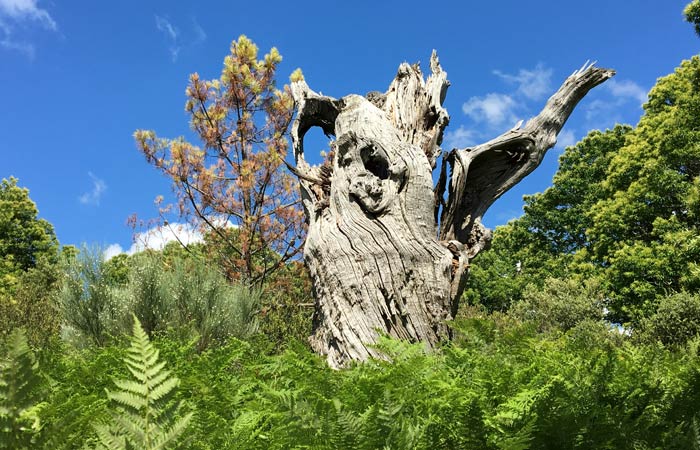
[291,55,613,368]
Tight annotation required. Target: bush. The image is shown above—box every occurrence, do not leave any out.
[0,257,61,347]
[643,292,700,347]
[167,259,259,351]
[509,277,606,332]
[59,247,121,347]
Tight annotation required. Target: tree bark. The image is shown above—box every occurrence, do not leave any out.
[291,55,614,368]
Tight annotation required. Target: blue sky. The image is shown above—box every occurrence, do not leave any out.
[1,0,698,256]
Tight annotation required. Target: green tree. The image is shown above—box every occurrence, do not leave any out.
[0,177,58,295]
[2,257,62,346]
[464,126,630,312]
[686,0,700,36]
[643,292,700,346]
[509,277,606,333]
[467,56,700,328]
[588,57,700,323]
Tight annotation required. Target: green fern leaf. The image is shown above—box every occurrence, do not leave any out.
[0,329,44,450]
[92,316,193,450]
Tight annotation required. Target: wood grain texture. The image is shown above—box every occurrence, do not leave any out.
[291,57,613,368]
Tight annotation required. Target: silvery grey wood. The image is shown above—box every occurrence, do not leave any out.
[291,54,613,368]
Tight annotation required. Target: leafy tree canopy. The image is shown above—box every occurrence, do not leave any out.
[0,177,58,294]
[686,0,700,37]
[467,56,700,327]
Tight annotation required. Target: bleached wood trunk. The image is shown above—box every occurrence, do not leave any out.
[290,54,613,368]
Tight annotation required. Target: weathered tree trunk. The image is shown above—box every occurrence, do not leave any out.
[290,54,613,368]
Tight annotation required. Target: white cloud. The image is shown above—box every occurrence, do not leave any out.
[103,243,124,261]
[556,129,576,150]
[462,93,518,128]
[104,217,239,261]
[103,222,206,261]
[0,0,56,57]
[605,79,647,105]
[0,0,56,30]
[443,125,477,149]
[79,172,106,206]
[493,64,553,101]
[129,222,203,254]
[155,15,207,62]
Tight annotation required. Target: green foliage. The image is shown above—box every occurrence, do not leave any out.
[0,329,45,449]
[0,178,63,345]
[467,57,700,327]
[0,177,59,296]
[93,317,193,450]
[463,222,570,312]
[509,278,606,333]
[103,254,131,286]
[258,261,313,348]
[166,258,259,351]
[0,256,62,346]
[59,247,260,351]
[126,256,170,338]
[0,311,694,449]
[60,246,121,347]
[686,0,700,36]
[643,292,700,347]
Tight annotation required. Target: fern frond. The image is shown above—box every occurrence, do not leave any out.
[107,391,148,410]
[0,329,44,450]
[148,378,179,402]
[150,411,193,450]
[92,316,193,450]
[94,424,126,450]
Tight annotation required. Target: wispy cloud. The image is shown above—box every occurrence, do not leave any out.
[0,0,57,58]
[605,79,647,105]
[79,172,106,206]
[583,78,647,130]
[155,15,179,61]
[443,125,477,149]
[192,18,207,44]
[458,64,554,133]
[0,0,56,29]
[154,15,207,62]
[462,93,518,128]
[493,64,553,101]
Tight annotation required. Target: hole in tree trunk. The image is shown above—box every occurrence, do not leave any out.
[360,145,390,180]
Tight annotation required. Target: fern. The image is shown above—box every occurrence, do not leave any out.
[94,317,193,450]
[0,329,45,450]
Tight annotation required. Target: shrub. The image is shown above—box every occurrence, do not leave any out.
[59,247,120,346]
[509,277,605,332]
[644,292,700,347]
